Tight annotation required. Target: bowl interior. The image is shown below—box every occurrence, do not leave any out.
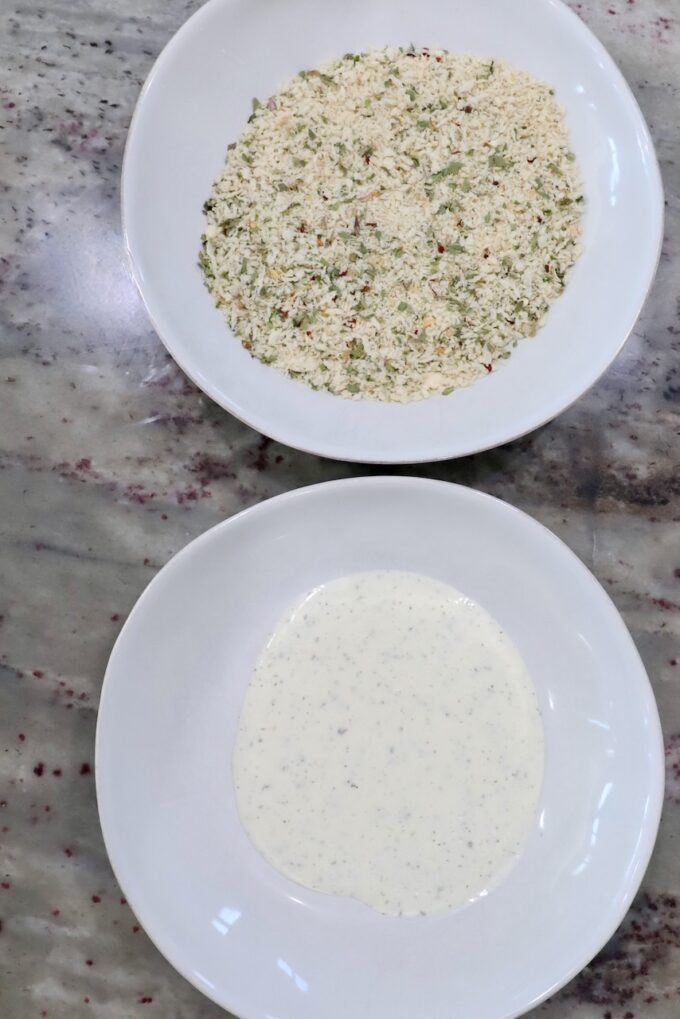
[96,478,663,1019]
[123,0,661,462]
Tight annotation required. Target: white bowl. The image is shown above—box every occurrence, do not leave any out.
[122,0,662,464]
[96,477,663,1019]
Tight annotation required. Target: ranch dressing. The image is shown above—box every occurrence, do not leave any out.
[233,571,544,917]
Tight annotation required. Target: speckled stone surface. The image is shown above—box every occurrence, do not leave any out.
[0,1,678,1017]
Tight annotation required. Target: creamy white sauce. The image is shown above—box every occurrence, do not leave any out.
[234,571,544,917]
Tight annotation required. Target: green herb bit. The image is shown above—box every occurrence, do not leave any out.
[397,301,409,312]
[431,161,463,183]
[489,146,514,170]
[220,216,241,233]
[202,198,215,214]
[547,161,563,176]
[252,97,262,112]
[348,339,366,359]
[442,386,455,395]
[198,250,214,278]
[347,382,360,394]
[566,152,576,162]
[416,119,429,129]
[447,243,464,254]
[557,197,573,207]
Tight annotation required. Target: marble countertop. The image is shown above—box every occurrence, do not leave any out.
[1,0,678,1016]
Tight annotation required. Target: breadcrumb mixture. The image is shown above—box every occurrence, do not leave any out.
[200,47,582,402]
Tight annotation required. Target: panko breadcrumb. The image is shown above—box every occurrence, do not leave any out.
[200,47,582,402]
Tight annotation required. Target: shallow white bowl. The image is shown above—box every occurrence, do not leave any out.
[96,477,663,1019]
[123,0,662,463]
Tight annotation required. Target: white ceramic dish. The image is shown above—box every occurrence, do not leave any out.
[122,0,662,464]
[96,477,663,1019]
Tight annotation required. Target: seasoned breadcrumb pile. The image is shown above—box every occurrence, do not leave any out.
[200,47,582,402]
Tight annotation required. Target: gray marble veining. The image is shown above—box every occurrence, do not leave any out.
[0,1,679,1016]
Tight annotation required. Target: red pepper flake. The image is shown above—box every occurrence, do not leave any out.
[305,330,313,337]
[132,924,140,933]
[120,898,127,905]
[32,670,44,678]
[483,248,490,259]
[360,285,370,293]
[85,959,94,966]
[437,244,445,254]
[139,997,153,1005]
[463,105,472,113]
[670,659,678,666]
[1,882,10,890]
[52,909,60,917]
[18,734,25,742]
[80,763,91,776]
[527,156,537,164]
[91,895,101,904]
[298,223,306,233]
[492,180,500,187]
[435,56,442,62]
[277,308,288,318]
[110,613,120,622]
[44,805,50,813]
[483,363,493,373]
[64,847,75,858]
[544,264,550,273]
[52,768,62,777]
[161,513,168,520]
[33,763,44,777]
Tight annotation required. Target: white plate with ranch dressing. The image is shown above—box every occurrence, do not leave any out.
[122,0,662,462]
[96,477,664,1019]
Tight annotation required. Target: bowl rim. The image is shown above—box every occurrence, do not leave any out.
[95,475,665,1019]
